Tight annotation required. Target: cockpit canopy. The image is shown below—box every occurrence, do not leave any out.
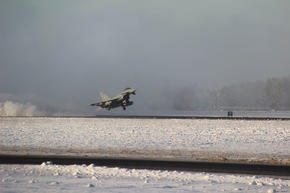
[123,87,133,91]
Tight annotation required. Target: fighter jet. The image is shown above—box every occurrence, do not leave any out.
[90,88,136,110]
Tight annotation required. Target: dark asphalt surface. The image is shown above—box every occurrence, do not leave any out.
[93,115,290,121]
[1,154,290,177]
[4,114,290,120]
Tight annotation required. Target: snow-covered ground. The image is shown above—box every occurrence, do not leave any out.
[1,162,289,193]
[0,117,290,192]
[1,117,290,163]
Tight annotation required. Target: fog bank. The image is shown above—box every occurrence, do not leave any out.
[1,1,290,115]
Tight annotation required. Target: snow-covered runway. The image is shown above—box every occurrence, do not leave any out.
[0,117,290,192]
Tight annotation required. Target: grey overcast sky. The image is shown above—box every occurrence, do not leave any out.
[1,0,290,114]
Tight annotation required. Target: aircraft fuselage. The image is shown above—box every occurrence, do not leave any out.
[90,88,136,111]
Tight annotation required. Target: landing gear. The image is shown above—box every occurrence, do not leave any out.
[124,95,130,100]
[122,100,127,110]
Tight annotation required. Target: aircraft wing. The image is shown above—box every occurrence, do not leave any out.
[89,102,101,106]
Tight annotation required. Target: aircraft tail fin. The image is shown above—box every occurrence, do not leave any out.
[100,92,111,101]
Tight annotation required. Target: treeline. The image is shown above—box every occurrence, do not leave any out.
[168,75,290,111]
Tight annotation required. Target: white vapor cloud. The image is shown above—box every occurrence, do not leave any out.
[0,101,43,116]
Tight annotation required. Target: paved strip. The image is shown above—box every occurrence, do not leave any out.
[4,115,290,120]
[1,154,289,177]
[93,115,290,121]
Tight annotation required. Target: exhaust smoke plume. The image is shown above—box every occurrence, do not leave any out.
[0,101,44,116]
[0,93,92,116]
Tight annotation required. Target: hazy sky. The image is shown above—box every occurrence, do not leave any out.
[1,0,290,114]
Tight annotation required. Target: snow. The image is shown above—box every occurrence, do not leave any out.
[1,163,289,193]
[0,117,290,192]
[1,117,289,163]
